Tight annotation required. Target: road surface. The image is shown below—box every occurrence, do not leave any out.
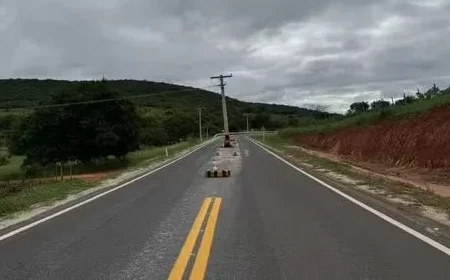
[0,137,449,279]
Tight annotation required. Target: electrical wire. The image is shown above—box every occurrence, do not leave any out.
[2,84,220,111]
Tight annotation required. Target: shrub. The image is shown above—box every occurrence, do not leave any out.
[0,155,9,166]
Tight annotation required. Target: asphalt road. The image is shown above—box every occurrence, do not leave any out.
[0,137,450,279]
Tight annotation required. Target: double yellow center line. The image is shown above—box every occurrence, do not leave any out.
[168,197,222,280]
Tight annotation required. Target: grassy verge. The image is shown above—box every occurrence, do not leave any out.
[0,156,25,181]
[0,141,199,181]
[0,140,201,218]
[128,141,198,167]
[253,134,450,220]
[0,108,32,117]
[0,179,94,217]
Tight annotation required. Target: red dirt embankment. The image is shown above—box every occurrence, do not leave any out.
[294,105,450,169]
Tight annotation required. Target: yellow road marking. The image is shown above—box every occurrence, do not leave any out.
[189,198,222,280]
[168,198,212,280]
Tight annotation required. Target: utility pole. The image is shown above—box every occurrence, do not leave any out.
[245,113,250,132]
[198,107,203,142]
[210,74,232,134]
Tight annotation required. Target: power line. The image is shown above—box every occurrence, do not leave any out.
[2,84,218,111]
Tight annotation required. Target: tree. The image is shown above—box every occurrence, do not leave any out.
[442,86,450,95]
[395,94,416,106]
[416,88,424,99]
[251,112,271,129]
[424,84,440,99]
[162,110,196,143]
[269,115,287,130]
[405,95,416,104]
[228,113,246,132]
[139,116,168,146]
[7,115,28,155]
[303,103,331,118]
[370,100,390,110]
[348,101,369,114]
[287,116,299,127]
[303,103,329,113]
[21,81,140,166]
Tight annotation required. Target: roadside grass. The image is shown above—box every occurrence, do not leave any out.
[0,156,25,181]
[280,92,450,137]
[0,108,32,117]
[253,134,450,219]
[129,141,198,167]
[0,140,200,218]
[0,141,198,181]
[0,179,94,217]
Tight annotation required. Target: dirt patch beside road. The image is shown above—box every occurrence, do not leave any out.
[285,145,450,197]
[71,171,120,182]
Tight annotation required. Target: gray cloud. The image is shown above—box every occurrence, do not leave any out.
[1,0,449,112]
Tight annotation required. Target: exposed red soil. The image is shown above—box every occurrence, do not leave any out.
[292,105,450,196]
[70,172,115,182]
[1,171,119,186]
[285,145,450,197]
[294,105,450,169]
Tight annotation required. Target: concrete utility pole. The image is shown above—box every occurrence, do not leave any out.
[198,107,203,142]
[245,113,250,132]
[210,74,232,134]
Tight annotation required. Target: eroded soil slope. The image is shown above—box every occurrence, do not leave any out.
[295,105,450,169]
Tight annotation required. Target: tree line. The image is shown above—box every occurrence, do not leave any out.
[347,84,449,114]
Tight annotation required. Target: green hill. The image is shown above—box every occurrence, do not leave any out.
[0,78,330,134]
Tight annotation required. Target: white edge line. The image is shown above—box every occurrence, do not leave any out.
[0,138,218,242]
[249,138,450,257]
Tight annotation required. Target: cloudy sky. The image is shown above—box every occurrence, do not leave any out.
[1,0,449,112]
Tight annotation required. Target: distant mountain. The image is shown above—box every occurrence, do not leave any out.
[0,78,330,133]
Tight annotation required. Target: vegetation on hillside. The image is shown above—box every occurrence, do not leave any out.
[22,81,141,166]
[0,78,329,160]
[0,78,326,133]
[281,84,450,137]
